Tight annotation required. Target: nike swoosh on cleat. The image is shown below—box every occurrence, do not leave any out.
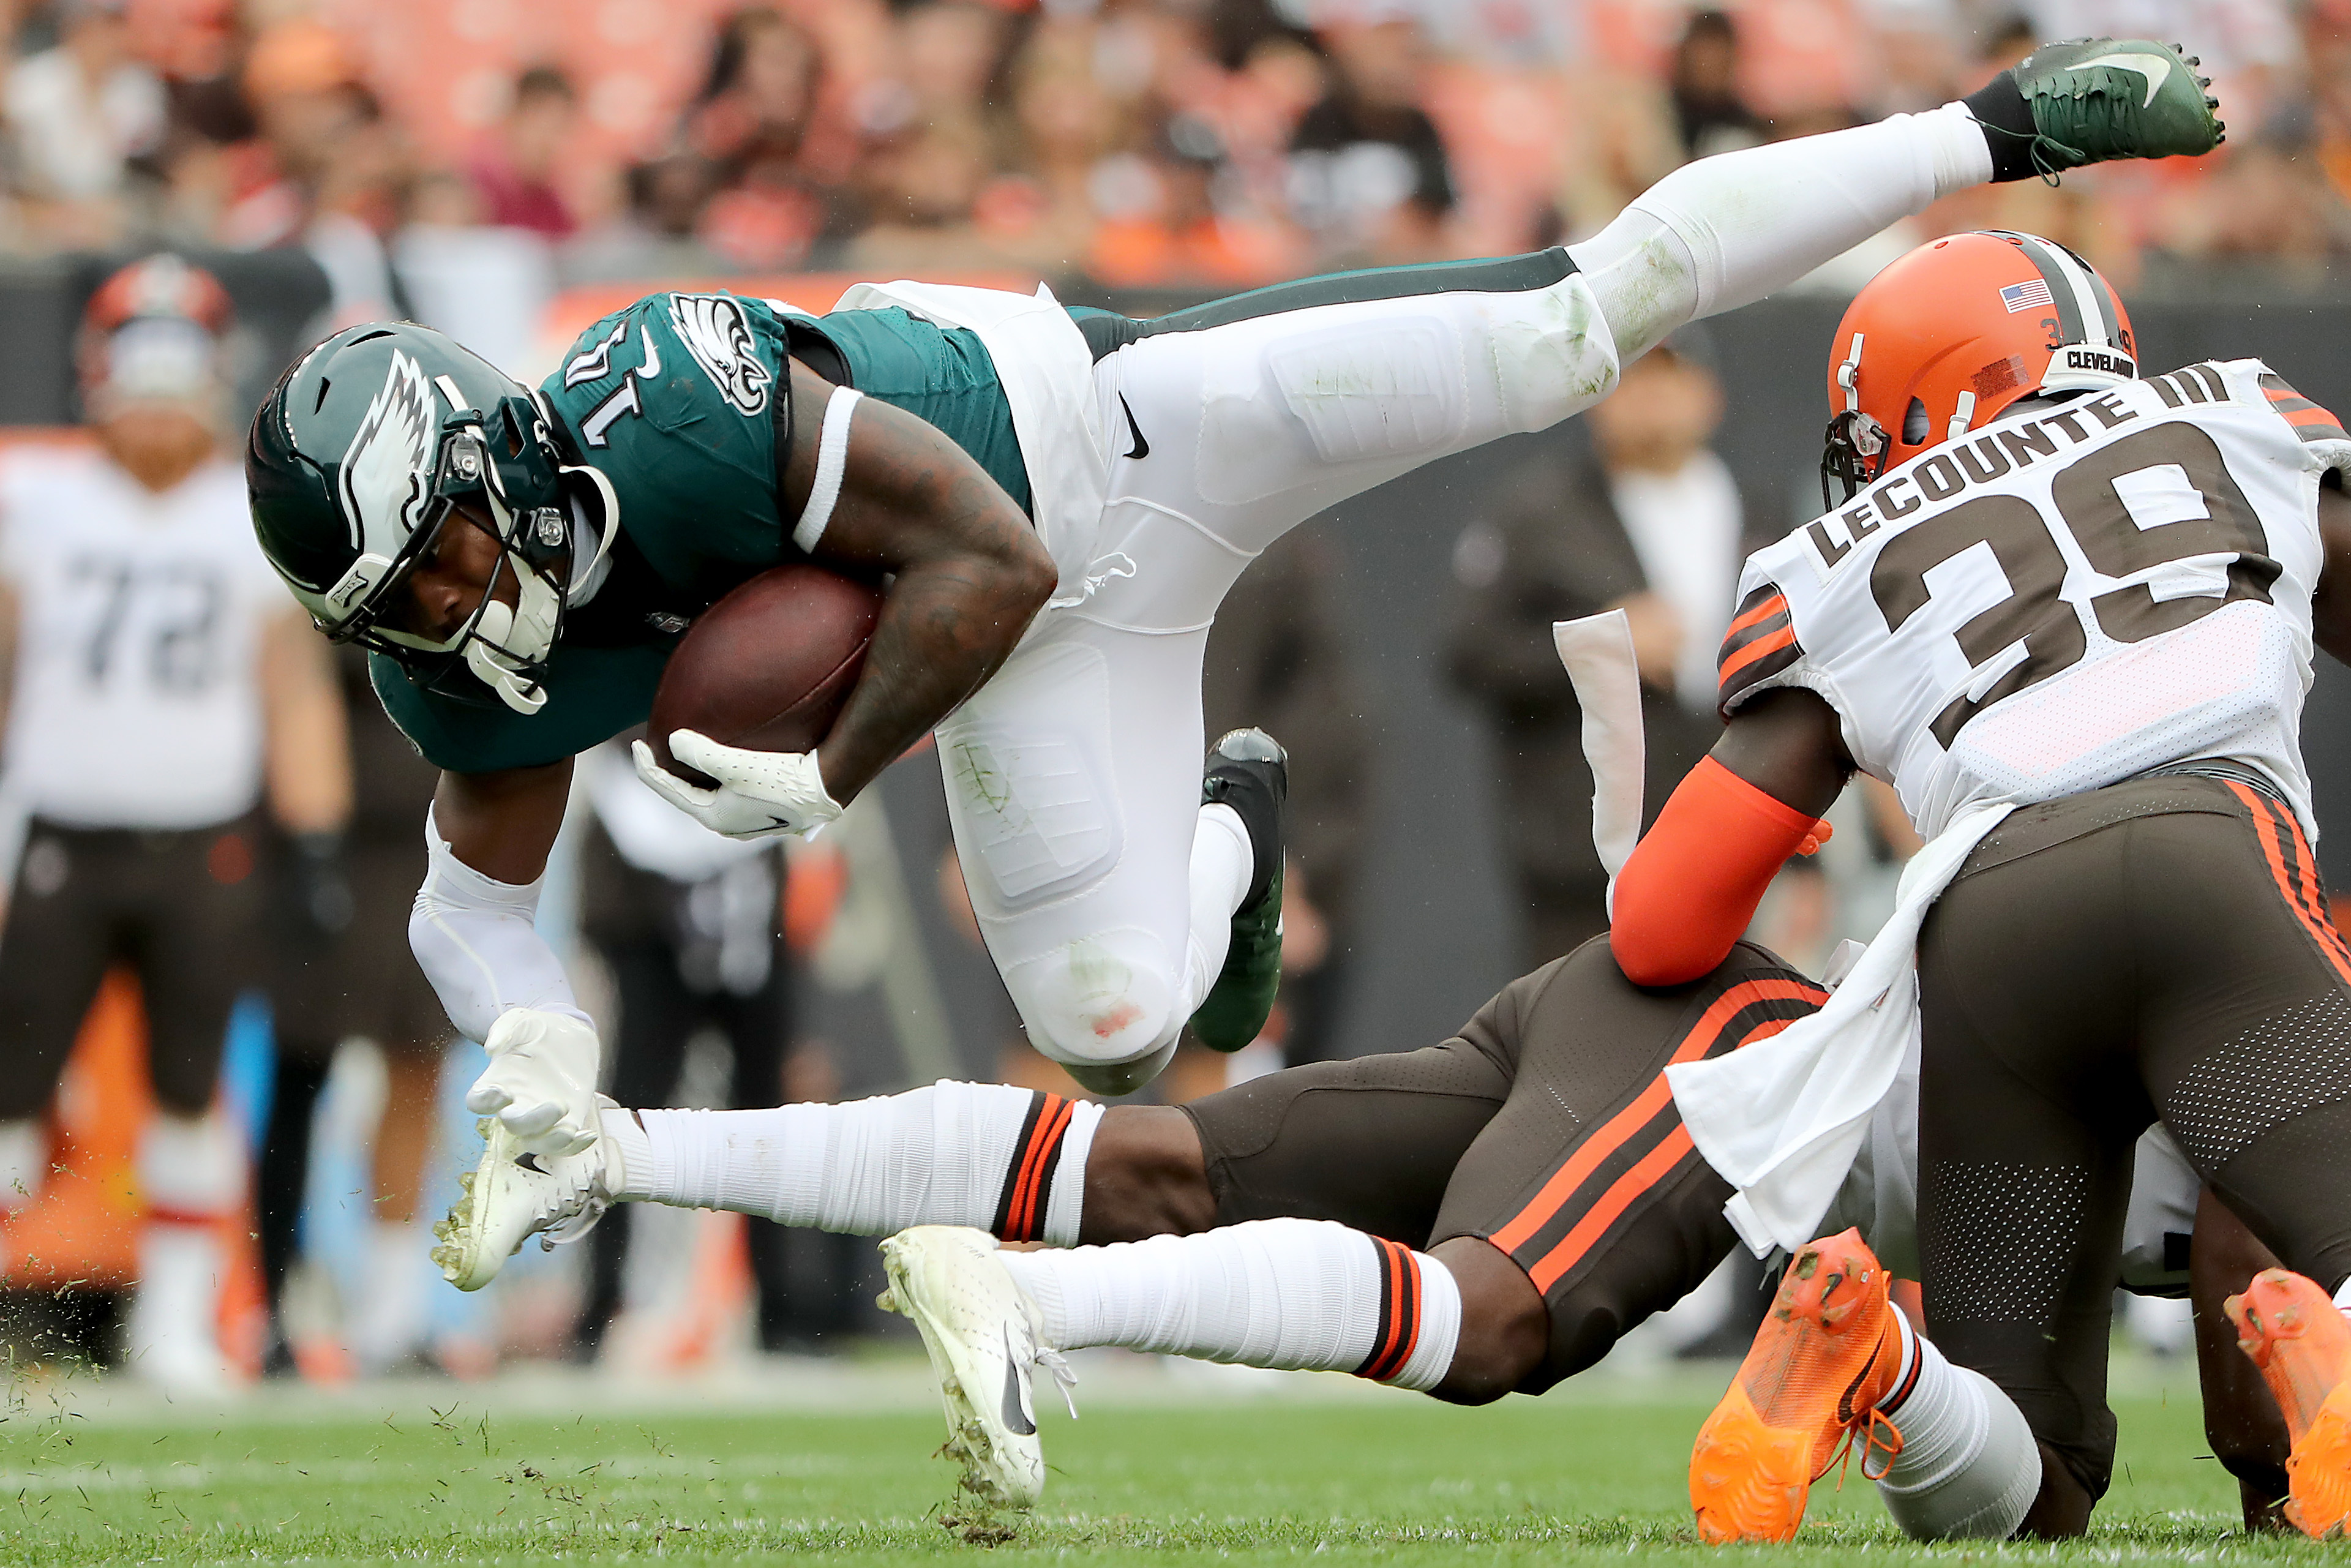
[516,1152,547,1174]
[1000,1327,1038,1436]
[2072,49,2170,108]
[1119,393,1150,460]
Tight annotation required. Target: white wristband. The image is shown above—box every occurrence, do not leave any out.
[793,385,862,554]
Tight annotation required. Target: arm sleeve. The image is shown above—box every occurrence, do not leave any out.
[408,804,590,1044]
[1609,756,1829,988]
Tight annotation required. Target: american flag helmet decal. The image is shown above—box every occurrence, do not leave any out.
[1999,279,2055,313]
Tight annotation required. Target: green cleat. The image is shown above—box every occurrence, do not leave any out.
[2008,39,2223,174]
[1188,728,1287,1054]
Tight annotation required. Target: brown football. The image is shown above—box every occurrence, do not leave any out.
[647,563,885,788]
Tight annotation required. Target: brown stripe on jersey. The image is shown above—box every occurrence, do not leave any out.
[2185,364,2232,403]
[2169,369,2213,403]
[1355,1237,1422,1384]
[1719,634,1801,716]
[2258,372,2350,441]
[2148,374,2186,409]
[992,1092,1077,1242]
[1717,585,1800,711]
[1723,586,1790,644]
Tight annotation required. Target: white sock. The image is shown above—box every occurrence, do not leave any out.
[994,1218,1463,1392]
[614,1081,1103,1246]
[1182,801,1254,1015]
[127,1221,228,1389]
[1569,103,1993,360]
[137,1110,241,1223]
[1872,1313,2041,1539]
[0,1118,45,1213]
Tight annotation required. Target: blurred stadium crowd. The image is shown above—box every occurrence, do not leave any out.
[0,0,2306,1394]
[0,0,2344,312]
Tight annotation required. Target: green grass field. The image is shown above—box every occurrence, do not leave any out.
[0,1357,2331,1566]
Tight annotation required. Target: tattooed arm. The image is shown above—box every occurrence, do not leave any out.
[782,359,1059,805]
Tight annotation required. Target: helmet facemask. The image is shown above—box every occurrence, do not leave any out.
[1820,408,1889,509]
[323,386,585,715]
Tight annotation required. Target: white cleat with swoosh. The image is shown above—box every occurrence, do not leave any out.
[879,1226,1076,1510]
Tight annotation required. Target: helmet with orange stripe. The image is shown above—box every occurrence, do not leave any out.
[1820,230,2137,507]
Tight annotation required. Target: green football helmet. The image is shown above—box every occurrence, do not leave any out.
[247,321,615,713]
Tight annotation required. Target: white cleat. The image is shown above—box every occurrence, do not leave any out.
[433,1096,620,1291]
[879,1226,1075,1510]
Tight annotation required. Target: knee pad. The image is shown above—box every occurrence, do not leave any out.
[1005,929,1182,1073]
[939,642,1125,915]
[1471,273,1620,433]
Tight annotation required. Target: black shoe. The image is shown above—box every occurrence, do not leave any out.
[1190,729,1287,1052]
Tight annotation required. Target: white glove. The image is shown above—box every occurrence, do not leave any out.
[465,1008,602,1157]
[631,730,842,841]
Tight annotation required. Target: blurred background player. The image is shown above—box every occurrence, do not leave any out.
[568,738,799,1360]
[0,253,349,1391]
[1195,526,1368,1070]
[253,640,447,1379]
[1447,328,1772,967]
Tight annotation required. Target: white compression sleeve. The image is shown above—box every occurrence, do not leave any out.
[408,805,588,1045]
[615,1081,1104,1247]
[996,1218,1463,1392]
[1568,103,1993,362]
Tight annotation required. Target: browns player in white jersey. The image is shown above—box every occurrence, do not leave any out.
[1607,230,2351,1541]
[0,257,350,1392]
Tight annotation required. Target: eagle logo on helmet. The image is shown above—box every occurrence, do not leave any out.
[337,349,437,554]
[668,293,771,416]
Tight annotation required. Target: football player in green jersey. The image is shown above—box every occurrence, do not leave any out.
[247,43,2219,1157]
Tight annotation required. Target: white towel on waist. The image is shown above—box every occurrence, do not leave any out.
[1551,610,1646,880]
[1665,798,2016,1258]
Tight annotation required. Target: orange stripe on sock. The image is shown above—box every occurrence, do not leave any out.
[1005,1095,1073,1241]
[1363,1240,1422,1384]
[1488,978,1823,1256]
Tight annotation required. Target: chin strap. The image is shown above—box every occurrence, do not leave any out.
[465,563,563,714]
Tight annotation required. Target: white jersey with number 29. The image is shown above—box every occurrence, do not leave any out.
[1717,359,2351,843]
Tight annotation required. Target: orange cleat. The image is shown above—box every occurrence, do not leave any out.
[1689,1228,1909,1544]
[2227,1267,2351,1538]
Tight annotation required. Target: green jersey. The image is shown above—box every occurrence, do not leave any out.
[373,291,1031,775]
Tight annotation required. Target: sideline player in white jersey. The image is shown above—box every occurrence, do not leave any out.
[0,256,350,1393]
[1600,230,2351,1541]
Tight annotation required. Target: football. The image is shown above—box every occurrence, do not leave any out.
[647,562,885,787]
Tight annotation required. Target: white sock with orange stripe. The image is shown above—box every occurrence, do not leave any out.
[1870,1311,2041,1539]
[993,1218,1463,1392]
[613,1082,1102,1246]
